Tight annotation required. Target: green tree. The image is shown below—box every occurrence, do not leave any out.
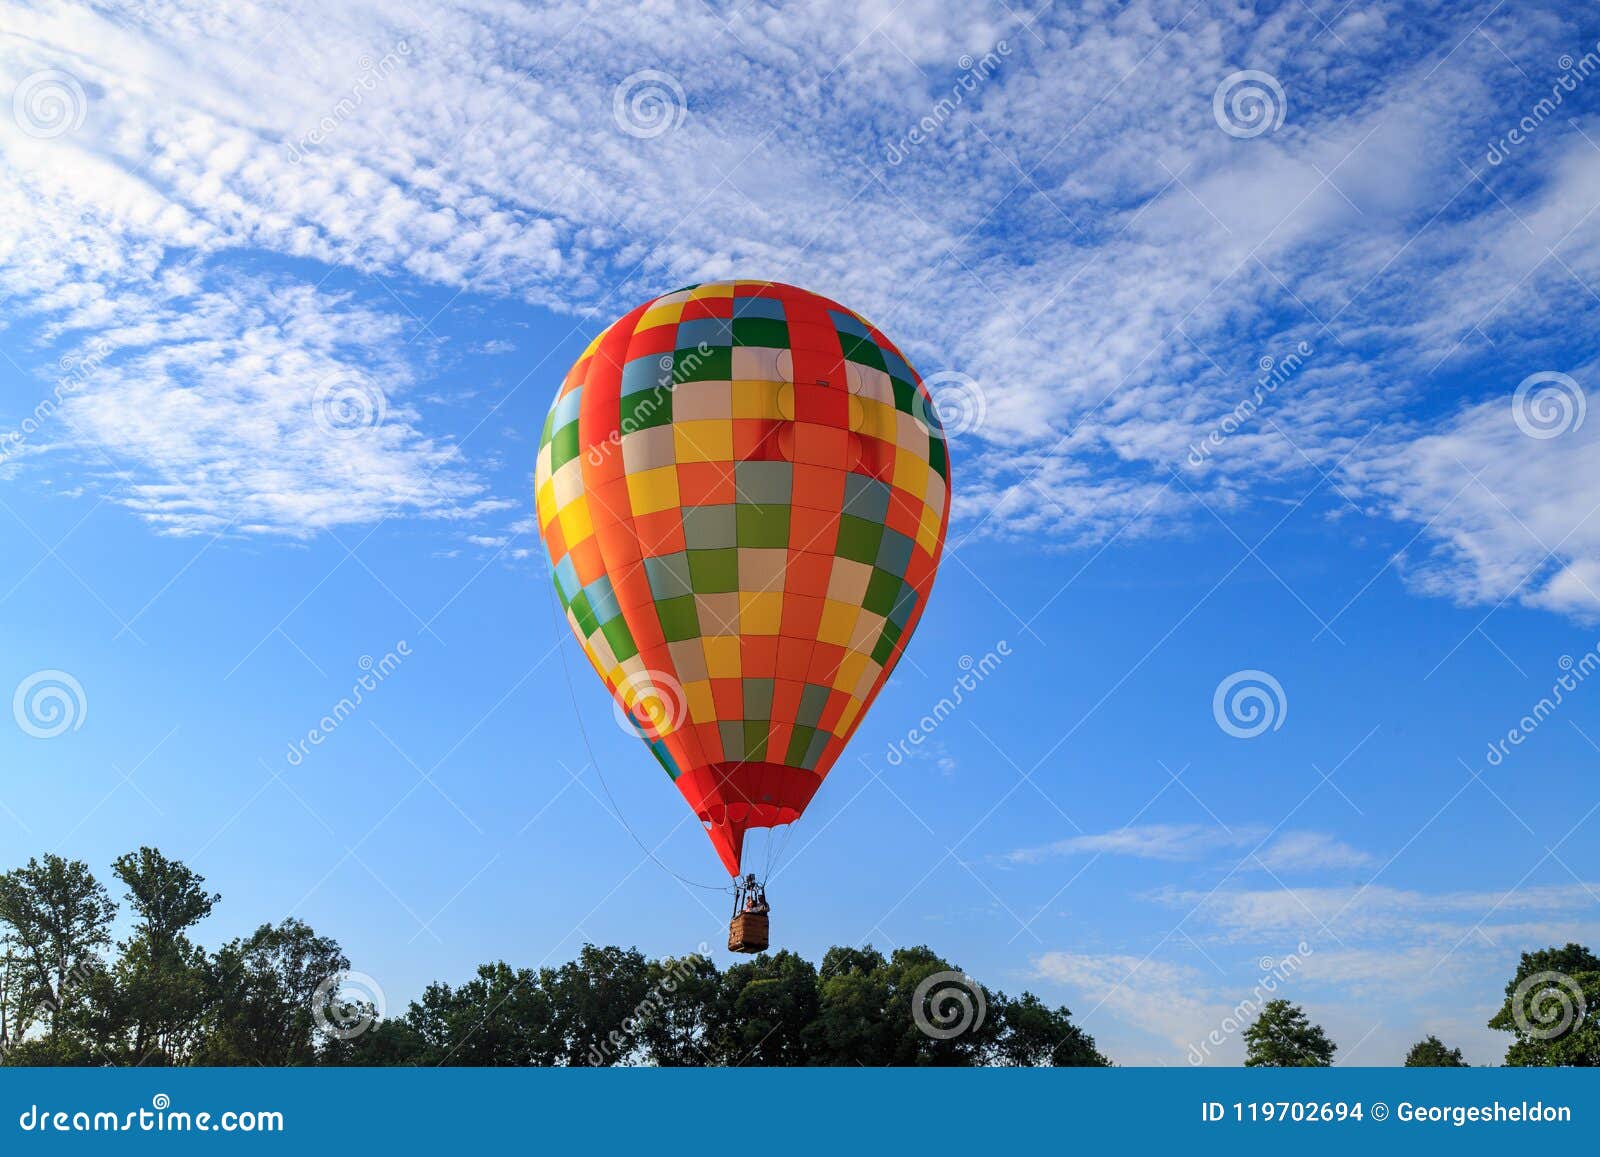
[1489,943,1600,1066]
[399,962,557,1065]
[637,950,720,1066]
[879,946,1002,1065]
[1403,1034,1467,1066]
[1243,999,1335,1067]
[195,918,348,1065]
[320,1016,426,1065]
[107,848,220,1064]
[0,854,116,1054]
[0,844,1130,1068]
[809,946,894,1064]
[991,991,1109,1067]
[708,950,819,1065]
[546,944,651,1065]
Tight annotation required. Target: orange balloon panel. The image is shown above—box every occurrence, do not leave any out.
[534,281,950,874]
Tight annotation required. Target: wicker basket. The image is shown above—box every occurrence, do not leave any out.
[728,912,769,953]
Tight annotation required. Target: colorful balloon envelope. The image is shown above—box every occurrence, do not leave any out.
[534,281,950,875]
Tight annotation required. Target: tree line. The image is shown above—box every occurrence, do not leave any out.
[2,848,1594,1066]
[1241,943,1600,1067]
[0,848,1104,1066]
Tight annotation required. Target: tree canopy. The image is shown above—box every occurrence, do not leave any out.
[1242,999,1336,1067]
[1487,943,1600,1066]
[0,848,1106,1068]
[1403,1034,1467,1067]
[6,846,1592,1069]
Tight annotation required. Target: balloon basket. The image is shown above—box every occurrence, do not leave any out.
[727,912,769,954]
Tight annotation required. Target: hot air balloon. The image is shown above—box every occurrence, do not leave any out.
[534,280,950,949]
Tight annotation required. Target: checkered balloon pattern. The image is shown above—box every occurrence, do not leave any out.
[535,281,950,874]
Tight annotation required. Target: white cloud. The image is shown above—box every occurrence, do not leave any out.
[1031,880,1600,1064]
[31,275,498,536]
[1009,822,1250,864]
[1349,356,1600,619]
[1032,952,1231,1057]
[1160,880,1600,943]
[1254,831,1374,872]
[1007,823,1373,871]
[0,0,1595,612]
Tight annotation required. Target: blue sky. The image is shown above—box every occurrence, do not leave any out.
[2,0,1599,1065]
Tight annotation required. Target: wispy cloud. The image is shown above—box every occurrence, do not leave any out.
[1,0,1596,621]
[1008,822,1250,863]
[1007,823,1373,871]
[1032,879,1600,1063]
[1159,880,1600,942]
[1253,831,1375,872]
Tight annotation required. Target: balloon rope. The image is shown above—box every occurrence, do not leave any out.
[543,581,734,893]
[766,820,797,883]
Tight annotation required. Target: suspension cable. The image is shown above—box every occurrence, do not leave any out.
[543,581,734,894]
